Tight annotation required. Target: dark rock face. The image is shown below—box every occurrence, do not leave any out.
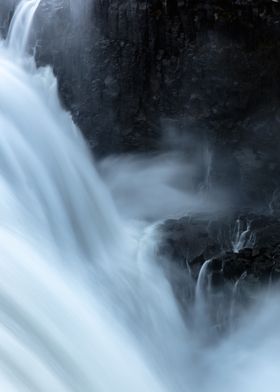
[1,1,280,200]
[27,0,280,203]
[158,213,280,330]
[89,0,280,153]
[158,213,280,282]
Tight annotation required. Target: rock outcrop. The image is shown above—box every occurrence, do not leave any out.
[33,2,280,148]
[157,212,280,330]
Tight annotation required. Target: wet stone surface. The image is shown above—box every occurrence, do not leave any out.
[157,212,280,329]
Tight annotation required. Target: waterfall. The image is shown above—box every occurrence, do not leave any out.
[195,259,212,304]
[229,271,247,330]
[1,1,280,391]
[194,259,212,333]
[232,218,255,253]
[6,0,41,55]
[0,1,187,390]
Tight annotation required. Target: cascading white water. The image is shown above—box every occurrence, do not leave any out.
[194,259,212,334]
[6,0,41,55]
[0,1,188,390]
[1,1,280,391]
[232,218,255,253]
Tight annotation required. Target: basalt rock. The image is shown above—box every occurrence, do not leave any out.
[158,212,280,330]
[158,213,280,298]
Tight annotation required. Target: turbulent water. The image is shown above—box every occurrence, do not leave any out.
[0,0,280,391]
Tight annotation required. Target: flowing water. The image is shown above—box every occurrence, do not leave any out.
[232,218,255,253]
[0,0,280,391]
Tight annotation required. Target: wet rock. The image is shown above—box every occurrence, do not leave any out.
[158,211,280,328]
[158,212,280,287]
[158,216,222,269]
